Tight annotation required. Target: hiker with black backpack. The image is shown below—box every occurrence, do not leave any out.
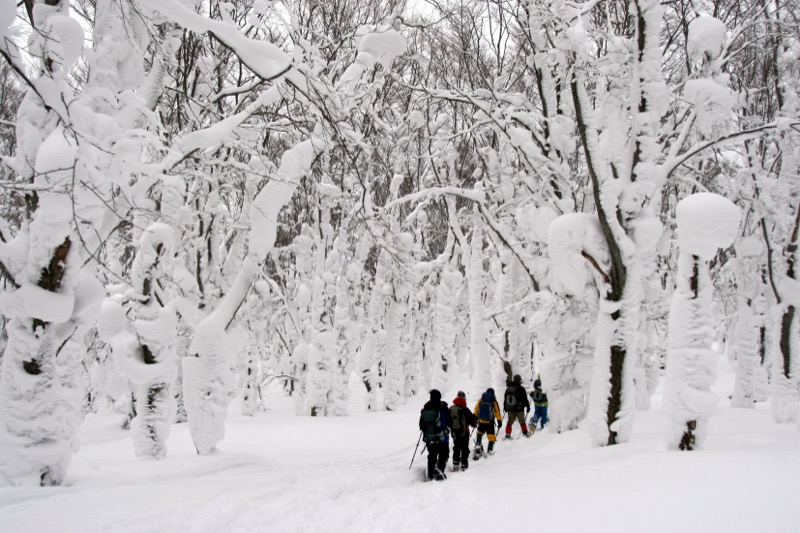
[419,389,453,481]
[472,388,502,460]
[449,391,478,472]
[503,374,531,439]
[530,379,549,431]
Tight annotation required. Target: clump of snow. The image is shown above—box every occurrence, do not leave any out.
[34,125,77,175]
[521,204,560,244]
[97,299,128,342]
[39,15,85,70]
[408,110,425,129]
[250,140,316,259]
[389,173,405,197]
[357,29,406,69]
[0,283,75,323]
[71,269,105,323]
[564,17,590,61]
[676,192,740,259]
[547,213,608,298]
[684,79,734,137]
[687,16,727,62]
[341,29,407,84]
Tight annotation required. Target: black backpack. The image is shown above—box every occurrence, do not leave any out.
[532,390,545,403]
[505,386,520,410]
[421,407,446,443]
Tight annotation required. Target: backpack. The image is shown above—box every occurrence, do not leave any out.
[450,405,467,434]
[478,396,493,421]
[505,386,519,410]
[421,406,446,443]
[532,390,545,403]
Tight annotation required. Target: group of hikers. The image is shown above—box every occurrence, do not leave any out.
[417,374,549,481]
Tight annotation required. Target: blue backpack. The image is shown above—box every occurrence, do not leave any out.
[478,392,494,421]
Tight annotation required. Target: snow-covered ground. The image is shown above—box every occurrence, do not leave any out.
[1,359,797,533]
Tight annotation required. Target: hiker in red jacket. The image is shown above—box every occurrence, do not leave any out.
[449,391,477,471]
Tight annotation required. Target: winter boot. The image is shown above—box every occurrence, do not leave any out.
[522,423,530,437]
[434,468,447,481]
[472,445,483,461]
[452,461,460,472]
[487,441,495,455]
[505,425,513,440]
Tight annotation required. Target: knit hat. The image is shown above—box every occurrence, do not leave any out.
[513,374,522,384]
[486,387,494,394]
[534,379,542,389]
[430,389,441,401]
[457,391,466,399]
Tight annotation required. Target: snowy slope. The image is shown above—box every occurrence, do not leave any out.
[0,360,797,533]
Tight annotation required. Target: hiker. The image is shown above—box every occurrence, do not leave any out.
[472,388,502,460]
[530,379,549,431]
[503,374,531,439]
[419,389,453,481]
[449,391,478,472]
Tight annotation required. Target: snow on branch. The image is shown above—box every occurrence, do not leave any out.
[664,121,800,182]
[137,0,292,81]
[383,186,486,209]
[384,186,541,291]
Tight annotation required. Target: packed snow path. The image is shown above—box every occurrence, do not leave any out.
[1,366,798,532]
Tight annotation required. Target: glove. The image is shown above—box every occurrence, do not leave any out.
[496,420,502,429]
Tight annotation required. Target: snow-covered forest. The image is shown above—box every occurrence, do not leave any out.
[0,0,799,512]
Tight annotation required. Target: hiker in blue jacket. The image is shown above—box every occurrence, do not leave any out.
[530,379,549,431]
[419,389,453,481]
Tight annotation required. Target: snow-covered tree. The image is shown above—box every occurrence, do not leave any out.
[664,193,740,450]
[99,224,178,458]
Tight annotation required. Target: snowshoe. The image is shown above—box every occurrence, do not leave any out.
[433,468,447,481]
[472,446,484,461]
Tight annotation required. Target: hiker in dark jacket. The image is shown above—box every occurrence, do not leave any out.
[503,374,531,439]
[419,389,453,481]
[449,391,478,471]
[472,388,502,459]
[530,379,549,431]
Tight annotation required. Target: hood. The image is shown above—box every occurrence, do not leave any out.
[452,396,467,407]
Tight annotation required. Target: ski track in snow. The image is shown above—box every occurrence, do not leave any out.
[1,365,799,533]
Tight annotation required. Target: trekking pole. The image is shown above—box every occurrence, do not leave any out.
[409,431,423,470]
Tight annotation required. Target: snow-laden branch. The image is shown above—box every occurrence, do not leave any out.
[137,0,292,81]
[160,85,284,170]
[384,187,541,291]
[0,30,70,121]
[383,186,486,209]
[663,120,800,182]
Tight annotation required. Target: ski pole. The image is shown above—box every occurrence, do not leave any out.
[409,431,423,470]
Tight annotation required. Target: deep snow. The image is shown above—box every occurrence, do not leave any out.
[0,359,797,533]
